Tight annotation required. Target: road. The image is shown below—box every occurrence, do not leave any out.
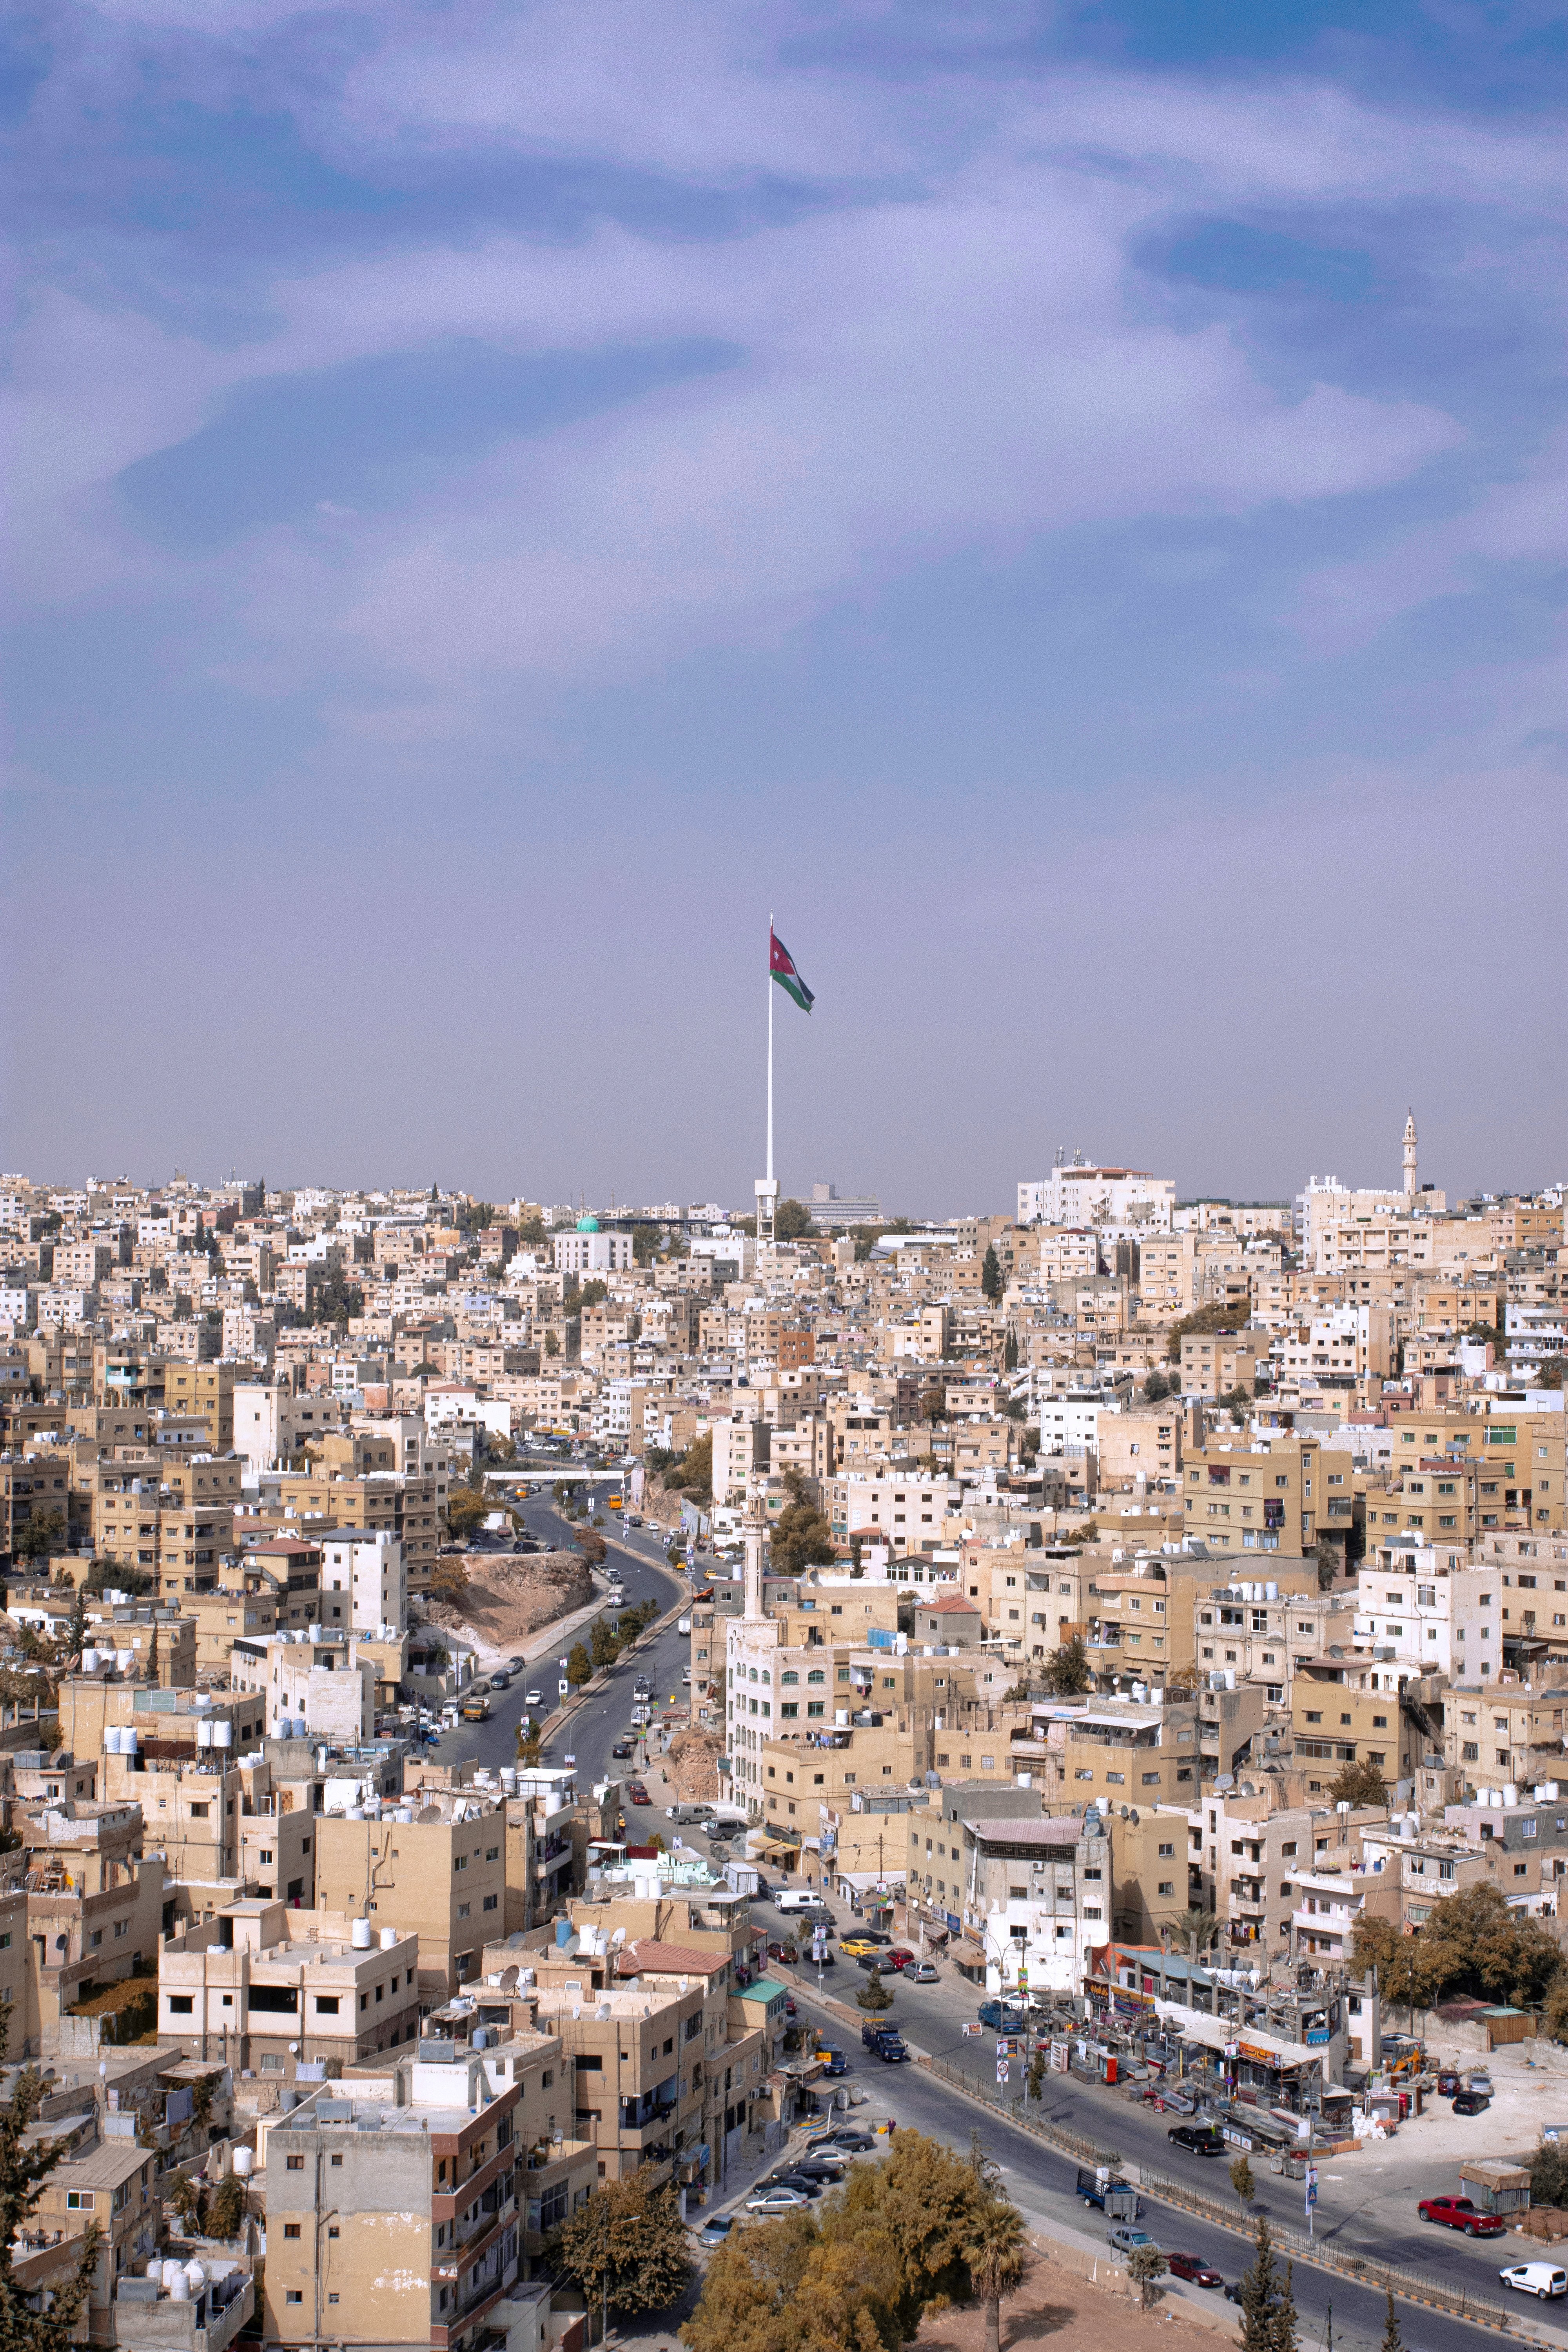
[428,1470,693,1797]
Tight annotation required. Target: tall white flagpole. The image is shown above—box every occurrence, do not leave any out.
[766,910,774,1184]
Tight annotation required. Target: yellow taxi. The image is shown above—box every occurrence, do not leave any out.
[839,1936,886,1960]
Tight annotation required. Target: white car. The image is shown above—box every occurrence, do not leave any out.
[746,2187,809,2214]
[1501,2263,1568,2299]
[524,1689,543,1706]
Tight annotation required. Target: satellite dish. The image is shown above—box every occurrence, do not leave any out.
[1215,1774,1235,1791]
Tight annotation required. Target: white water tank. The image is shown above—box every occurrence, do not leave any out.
[196,1721,213,1749]
[116,1649,134,1673]
[1265,1582,1279,1601]
[379,1927,397,1949]
[1505,1783,1519,1806]
[214,1721,233,1748]
[82,1648,100,1673]
[835,1709,849,1726]
[122,1728,138,1754]
[103,1725,121,1752]
[185,2263,206,2295]
[162,2259,186,2290]
[350,1918,373,1949]
[232,2147,254,2178]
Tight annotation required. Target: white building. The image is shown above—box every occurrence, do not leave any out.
[230,1630,377,1742]
[1017,1164,1174,1231]
[1036,1395,1112,1457]
[552,1228,633,1276]
[233,1383,347,1476]
[320,1530,407,1635]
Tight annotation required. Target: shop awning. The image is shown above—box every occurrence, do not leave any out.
[838,1869,907,1892]
[1153,2002,1315,2069]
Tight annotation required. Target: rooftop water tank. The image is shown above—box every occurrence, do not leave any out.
[232,2147,254,2178]
[82,1648,100,1673]
[380,1927,397,1949]
[350,1918,373,1949]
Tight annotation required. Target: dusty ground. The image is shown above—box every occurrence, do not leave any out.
[425,1549,593,1658]
[665,1728,722,1802]
[916,2250,1228,2352]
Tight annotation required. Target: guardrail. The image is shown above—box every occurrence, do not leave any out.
[916,2053,1549,2341]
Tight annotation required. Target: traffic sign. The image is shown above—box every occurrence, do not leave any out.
[996,2059,1009,2084]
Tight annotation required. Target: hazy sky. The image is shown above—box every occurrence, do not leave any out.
[3,0,1564,1217]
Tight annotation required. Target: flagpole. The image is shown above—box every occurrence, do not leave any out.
[766,911,775,1185]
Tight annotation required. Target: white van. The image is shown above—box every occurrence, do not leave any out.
[1501,2263,1568,2299]
[775,1889,824,1915]
[668,1802,711,1826]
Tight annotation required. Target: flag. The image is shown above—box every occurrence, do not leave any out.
[769,927,815,1013]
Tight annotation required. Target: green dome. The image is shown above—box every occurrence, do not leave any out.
[575,1214,600,1233]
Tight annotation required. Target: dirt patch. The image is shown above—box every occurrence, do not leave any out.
[665,1728,723,1803]
[917,2250,1230,2352]
[425,1549,594,1657]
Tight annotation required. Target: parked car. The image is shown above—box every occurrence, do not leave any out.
[908,1962,940,1984]
[977,2001,1027,2031]
[697,2216,734,2248]
[855,1953,889,1972]
[828,2131,877,2152]
[611,1741,634,1760]
[1168,2125,1227,2157]
[1501,2263,1568,2299]
[886,1949,917,1971]
[767,2173,822,2199]
[794,2158,848,2183]
[1468,2070,1495,2098]
[1167,2254,1223,2288]
[1108,2226,1161,2257]
[524,1688,544,1706]
[1418,2196,1506,2237]
[1437,2069,1461,2097]
[784,1996,797,2016]
[747,2187,809,2214]
[508,1655,527,1671]
[1453,2091,1492,2115]
[840,1934,892,1956]
[1226,2282,1288,2311]
[627,1782,651,1806]
[768,1941,800,1964]
[822,2051,850,2077]
[489,1669,512,1688]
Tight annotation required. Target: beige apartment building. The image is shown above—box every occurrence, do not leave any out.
[160,1359,238,1448]
[160,1898,421,2068]
[314,1791,507,2002]
[1180,1332,1263,1398]
[1184,1435,1356,1558]
[1062,1697,1201,1809]
[1291,1655,1436,1796]
[13,1801,164,2048]
[532,1975,708,2183]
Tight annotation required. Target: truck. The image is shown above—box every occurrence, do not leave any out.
[459,1694,492,1722]
[861,2022,907,2058]
[1075,2168,1142,2221]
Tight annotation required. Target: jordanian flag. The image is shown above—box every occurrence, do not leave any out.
[770,927,815,1013]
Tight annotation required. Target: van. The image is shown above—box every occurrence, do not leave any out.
[667,1802,713,1825]
[776,1890,821,1914]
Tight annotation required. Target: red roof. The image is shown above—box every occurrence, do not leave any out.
[922,1594,979,1615]
[615,1940,731,1979]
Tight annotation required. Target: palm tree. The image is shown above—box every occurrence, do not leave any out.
[965,2194,1028,2352]
[1163,1907,1220,1959]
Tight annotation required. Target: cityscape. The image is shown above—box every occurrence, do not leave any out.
[6,0,1566,2348]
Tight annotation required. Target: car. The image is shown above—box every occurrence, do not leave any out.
[1468,2070,1495,2098]
[696,2216,734,2248]
[1501,2263,1568,2298]
[1437,2069,1461,2097]
[908,1963,940,1984]
[811,1948,837,1967]
[1168,2125,1227,2157]
[611,1741,634,1760]
[767,2173,822,2199]
[794,2158,848,2182]
[822,2052,849,2076]
[508,1654,527,1671]
[768,1942,800,1964]
[1108,2226,1161,2256]
[855,1953,891,1972]
[977,2002,1027,2031]
[627,1782,650,1806]
[524,1688,544,1706]
[1453,2091,1491,2115]
[840,1934,891,1957]
[1418,2196,1506,2237]
[784,1996,796,2016]
[746,2187,809,2214]
[489,1668,512,1688]
[828,2131,877,2152]
[1226,2282,1288,2311]
[1167,2254,1223,2288]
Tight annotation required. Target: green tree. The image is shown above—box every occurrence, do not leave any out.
[1165,1908,1219,1960]
[589,1616,618,1671]
[566,1641,592,1687]
[1328,1757,1389,1811]
[1143,1368,1171,1402]
[981,1245,1003,1302]
[1126,2245,1167,2312]
[673,1433,713,1497]
[771,1485,836,1578]
[1167,1300,1250,1364]
[446,1487,488,1540]
[775,1199,814,1242]
[1037,1634,1091,1696]
[1381,2285,1403,2352]
[1002,1330,1019,1371]
[854,1965,894,2014]
[577,1278,610,1311]
[964,2190,1027,2352]
[205,2174,246,2240]
[1229,2155,1255,2212]
[682,2209,822,2352]
[548,2171,691,2321]
[429,1559,470,1606]
[0,2021,102,2350]
[15,1510,65,1561]
[1236,2218,1282,2352]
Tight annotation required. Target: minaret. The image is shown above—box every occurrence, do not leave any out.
[1402,1110,1418,1199]
[742,1491,767,1621]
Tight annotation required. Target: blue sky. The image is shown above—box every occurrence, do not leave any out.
[3,0,1564,1215]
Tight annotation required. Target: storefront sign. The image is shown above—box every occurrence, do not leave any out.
[1306,2028,1330,2047]
[1237,2042,1277,2066]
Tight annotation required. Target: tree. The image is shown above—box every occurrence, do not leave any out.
[516,1724,543,1766]
[576,1530,608,1569]
[1381,2285,1403,2352]
[1165,1909,1219,1960]
[775,1199,813,1242]
[963,2190,1027,2352]
[1037,1635,1091,1696]
[1126,2244,1167,2311]
[565,1641,592,1687]
[854,1965,894,2013]
[1143,1368,1171,1402]
[589,1616,618,1671]
[548,2171,691,2321]
[1229,2155,1254,2212]
[673,1433,713,1497]
[1003,1330,1019,1372]
[1236,2218,1283,2352]
[577,1278,610,1311]
[771,1490,836,1578]
[15,1510,65,1561]
[205,2173,247,2240]
[446,1487,489,1540]
[1328,1757,1389,1811]
[981,1245,1003,1302]
[1315,1535,1343,1593]
[429,1560,470,1606]
[0,2024,102,2351]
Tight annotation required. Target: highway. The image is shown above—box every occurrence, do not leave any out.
[427,1466,693,1796]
